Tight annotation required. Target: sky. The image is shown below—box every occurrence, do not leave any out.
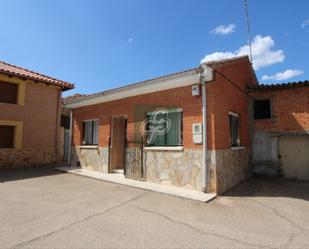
[0,0,308,96]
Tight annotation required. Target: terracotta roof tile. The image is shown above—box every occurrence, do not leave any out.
[0,60,74,91]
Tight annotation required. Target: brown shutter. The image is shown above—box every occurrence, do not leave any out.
[0,126,15,148]
[0,82,18,104]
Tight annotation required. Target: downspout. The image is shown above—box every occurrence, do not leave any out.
[55,88,61,163]
[200,65,213,192]
[201,74,208,192]
[68,109,73,166]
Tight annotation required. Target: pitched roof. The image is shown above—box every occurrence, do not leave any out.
[65,55,252,106]
[0,61,74,91]
[252,80,309,91]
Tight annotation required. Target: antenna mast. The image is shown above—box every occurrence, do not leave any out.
[244,0,253,62]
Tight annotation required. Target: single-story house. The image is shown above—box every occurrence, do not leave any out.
[65,56,258,194]
[0,60,74,169]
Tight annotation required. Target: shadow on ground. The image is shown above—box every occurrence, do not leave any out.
[0,166,65,183]
[225,175,309,201]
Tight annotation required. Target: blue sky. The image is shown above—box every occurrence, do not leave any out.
[0,0,308,96]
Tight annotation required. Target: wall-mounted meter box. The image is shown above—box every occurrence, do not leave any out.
[192,85,200,96]
[192,123,202,144]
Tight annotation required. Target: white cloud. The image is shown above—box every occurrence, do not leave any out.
[128,37,134,43]
[301,19,309,28]
[211,24,236,35]
[262,69,304,81]
[200,35,285,70]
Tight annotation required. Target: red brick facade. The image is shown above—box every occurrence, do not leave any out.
[73,57,256,152]
[0,73,63,169]
[206,58,257,150]
[73,85,203,149]
[250,87,309,133]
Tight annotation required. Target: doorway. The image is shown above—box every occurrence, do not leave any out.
[109,116,127,174]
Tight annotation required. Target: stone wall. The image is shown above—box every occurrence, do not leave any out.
[145,149,203,191]
[209,148,251,194]
[0,148,56,170]
[71,147,109,173]
[71,146,250,194]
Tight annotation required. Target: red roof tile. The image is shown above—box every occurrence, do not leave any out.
[0,60,74,91]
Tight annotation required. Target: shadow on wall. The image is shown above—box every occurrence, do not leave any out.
[224,175,309,201]
[0,167,65,183]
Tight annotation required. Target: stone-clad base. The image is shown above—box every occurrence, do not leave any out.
[0,148,56,170]
[72,147,203,191]
[71,147,109,173]
[209,148,251,194]
[145,149,203,191]
[71,146,251,194]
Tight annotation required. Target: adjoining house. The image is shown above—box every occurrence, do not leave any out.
[250,81,309,180]
[0,61,74,170]
[65,56,258,194]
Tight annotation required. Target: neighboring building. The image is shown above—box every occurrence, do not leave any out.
[250,81,309,180]
[65,56,257,194]
[0,61,74,170]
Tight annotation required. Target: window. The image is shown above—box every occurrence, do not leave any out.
[147,109,183,146]
[229,112,240,147]
[83,120,99,145]
[0,82,18,104]
[0,125,15,148]
[253,99,271,119]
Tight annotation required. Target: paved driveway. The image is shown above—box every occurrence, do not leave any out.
[0,167,309,249]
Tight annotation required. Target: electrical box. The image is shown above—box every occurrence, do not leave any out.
[192,85,200,96]
[192,123,202,144]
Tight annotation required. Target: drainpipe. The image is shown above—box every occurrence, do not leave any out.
[55,89,61,163]
[68,109,73,166]
[200,65,213,192]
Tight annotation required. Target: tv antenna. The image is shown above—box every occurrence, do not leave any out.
[244,0,253,62]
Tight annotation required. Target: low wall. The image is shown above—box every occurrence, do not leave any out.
[0,148,56,170]
[209,148,251,194]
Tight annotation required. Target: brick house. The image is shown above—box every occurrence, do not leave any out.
[0,61,74,169]
[250,81,309,180]
[65,56,257,194]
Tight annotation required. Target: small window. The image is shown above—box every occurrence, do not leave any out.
[0,125,15,148]
[253,99,271,119]
[0,82,18,104]
[229,112,240,147]
[147,109,183,146]
[83,120,99,145]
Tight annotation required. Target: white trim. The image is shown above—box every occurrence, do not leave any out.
[144,146,184,151]
[231,146,245,150]
[228,111,239,117]
[66,74,200,109]
[79,145,99,149]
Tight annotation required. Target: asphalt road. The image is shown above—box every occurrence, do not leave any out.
[0,167,308,249]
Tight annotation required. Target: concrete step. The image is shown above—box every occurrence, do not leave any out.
[112,169,124,174]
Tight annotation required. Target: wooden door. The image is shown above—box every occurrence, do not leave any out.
[109,116,126,172]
